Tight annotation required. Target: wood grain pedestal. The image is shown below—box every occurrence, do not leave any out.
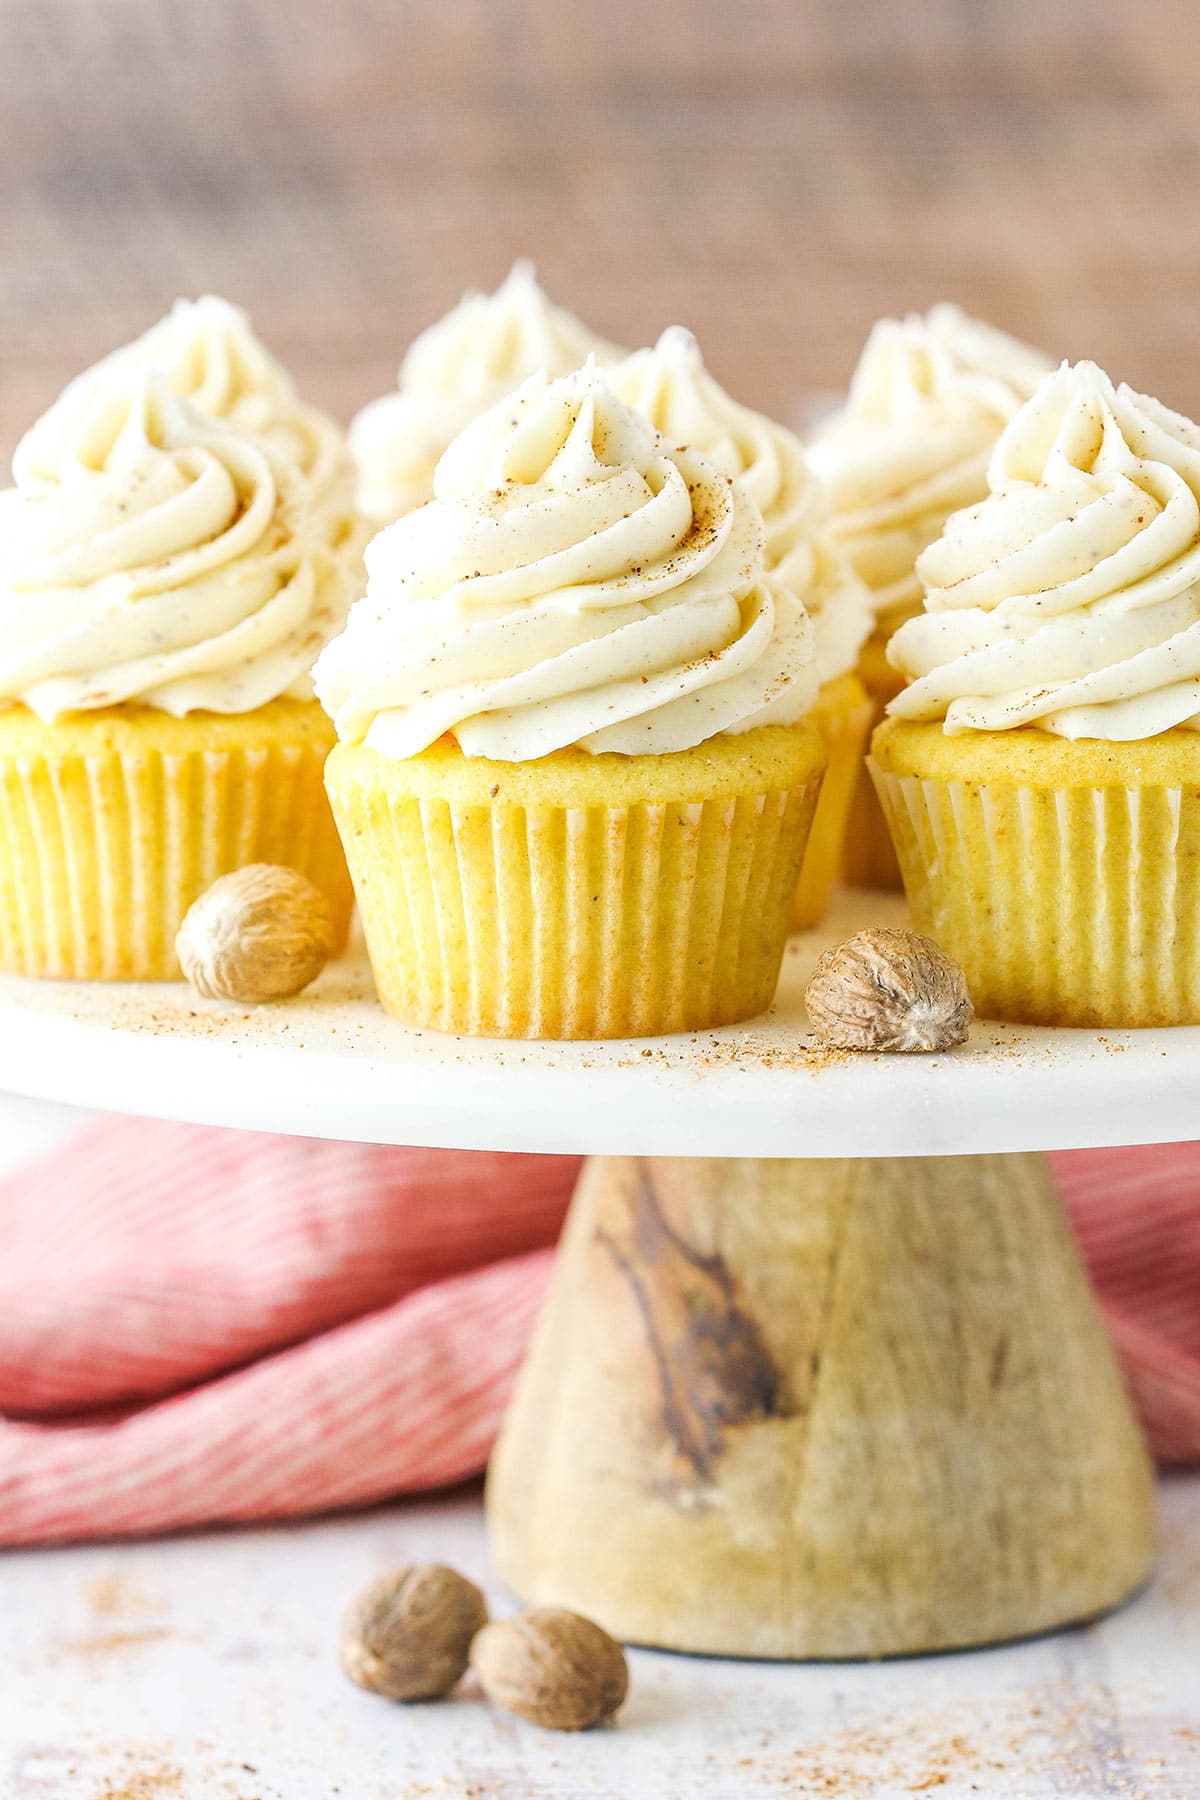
[487,1153,1155,1659]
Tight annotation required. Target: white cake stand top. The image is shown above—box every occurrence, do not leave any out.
[0,890,1196,1158]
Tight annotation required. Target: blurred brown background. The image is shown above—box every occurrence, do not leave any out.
[2,0,1199,456]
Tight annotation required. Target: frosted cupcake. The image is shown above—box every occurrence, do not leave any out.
[316,362,826,1039]
[810,305,1053,887]
[612,327,872,928]
[0,368,358,980]
[349,261,623,524]
[29,295,360,552]
[873,359,1200,1027]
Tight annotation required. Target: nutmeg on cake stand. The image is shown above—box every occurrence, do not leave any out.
[0,890,1163,1659]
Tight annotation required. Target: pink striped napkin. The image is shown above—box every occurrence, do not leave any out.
[0,1121,1195,1545]
[1053,1145,1200,1465]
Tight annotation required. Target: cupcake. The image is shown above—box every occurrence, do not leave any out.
[0,366,358,980]
[349,261,623,525]
[873,359,1200,1027]
[28,295,360,554]
[611,326,872,928]
[316,362,826,1039]
[810,304,1053,887]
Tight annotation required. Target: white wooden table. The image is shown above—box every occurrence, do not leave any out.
[0,1480,1197,1799]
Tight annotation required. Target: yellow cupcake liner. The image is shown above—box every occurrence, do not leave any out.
[841,628,910,892]
[871,718,1200,1027]
[325,725,826,1040]
[0,700,353,981]
[790,673,874,931]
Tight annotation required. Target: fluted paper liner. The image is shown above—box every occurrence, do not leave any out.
[842,628,908,892]
[325,725,826,1039]
[871,719,1200,1026]
[0,701,353,980]
[791,673,874,931]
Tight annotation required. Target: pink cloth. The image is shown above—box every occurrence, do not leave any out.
[0,1123,573,1545]
[1053,1144,1200,1466]
[0,1120,1196,1545]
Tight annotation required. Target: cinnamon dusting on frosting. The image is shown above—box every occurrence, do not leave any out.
[317,362,818,760]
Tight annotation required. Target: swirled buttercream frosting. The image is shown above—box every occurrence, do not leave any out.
[0,370,358,720]
[20,296,356,541]
[349,261,623,523]
[315,361,819,760]
[889,360,1200,737]
[809,305,1053,625]
[611,327,871,684]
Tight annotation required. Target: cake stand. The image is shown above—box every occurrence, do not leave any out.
[0,890,1168,1660]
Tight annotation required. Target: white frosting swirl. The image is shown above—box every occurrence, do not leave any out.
[20,297,357,545]
[349,261,623,523]
[0,371,357,720]
[889,360,1200,738]
[611,327,871,685]
[316,363,818,760]
[801,540,876,689]
[809,305,1053,623]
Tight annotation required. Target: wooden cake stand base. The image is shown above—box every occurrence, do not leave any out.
[487,1152,1155,1658]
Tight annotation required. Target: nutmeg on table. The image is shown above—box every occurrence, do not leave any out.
[469,1608,629,1732]
[339,1563,630,1731]
[340,1564,488,1702]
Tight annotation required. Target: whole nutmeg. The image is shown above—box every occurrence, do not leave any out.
[805,927,973,1052]
[340,1564,488,1702]
[176,863,335,1003]
[470,1608,628,1731]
